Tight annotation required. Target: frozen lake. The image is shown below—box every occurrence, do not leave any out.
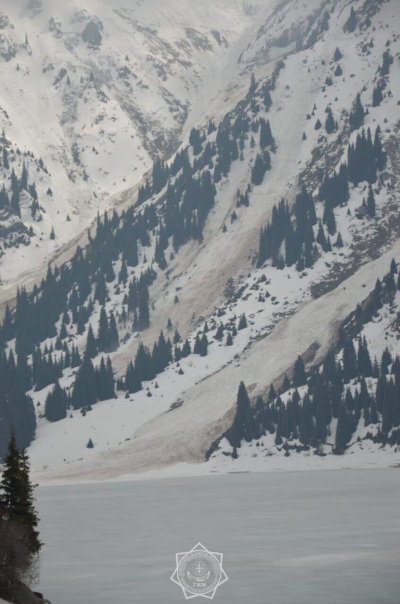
[37,469,400,604]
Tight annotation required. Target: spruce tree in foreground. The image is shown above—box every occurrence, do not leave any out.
[0,432,42,556]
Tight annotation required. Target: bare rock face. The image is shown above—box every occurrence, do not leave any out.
[27,0,44,17]
[82,20,103,46]
[48,17,62,39]
[0,12,12,29]
[0,32,17,61]
[0,581,44,604]
[0,209,30,254]
[53,67,68,86]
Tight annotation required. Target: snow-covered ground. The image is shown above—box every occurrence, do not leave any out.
[29,240,400,485]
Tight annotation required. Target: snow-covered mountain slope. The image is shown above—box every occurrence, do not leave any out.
[1,0,400,484]
[209,258,400,473]
[0,0,267,286]
[28,247,400,484]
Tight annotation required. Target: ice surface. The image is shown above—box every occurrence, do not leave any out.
[36,469,400,604]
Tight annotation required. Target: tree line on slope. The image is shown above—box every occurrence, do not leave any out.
[123,313,248,395]
[228,260,400,457]
[0,142,49,220]
[257,124,385,269]
[0,70,276,450]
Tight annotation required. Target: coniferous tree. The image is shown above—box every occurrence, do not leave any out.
[316,221,328,251]
[342,337,358,383]
[71,354,97,410]
[298,393,313,446]
[293,356,307,387]
[118,260,128,284]
[189,128,203,156]
[282,375,291,392]
[125,361,142,394]
[259,119,274,149]
[374,127,386,171]
[138,283,150,330]
[251,152,271,186]
[344,6,357,33]
[20,163,28,191]
[2,304,14,341]
[357,337,373,378]
[333,47,342,61]
[238,314,248,330]
[214,324,224,342]
[325,107,336,134]
[367,184,376,217]
[108,312,119,352]
[181,339,192,358]
[268,383,276,402]
[348,128,377,185]
[200,334,209,357]
[97,307,109,353]
[320,163,349,209]
[334,403,351,454]
[381,347,392,376]
[0,433,42,555]
[334,232,344,248]
[3,146,9,169]
[229,382,252,448]
[380,50,393,77]
[349,93,365,131]
[249,73,257,94]
[334,64,343,77]
[86,324,98,358]
[45,381,68,422]
[372,82,384,107]
[323,200,336,235]
[97,357,115,401]
[192,334,201,355]
[11,188,21,217]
